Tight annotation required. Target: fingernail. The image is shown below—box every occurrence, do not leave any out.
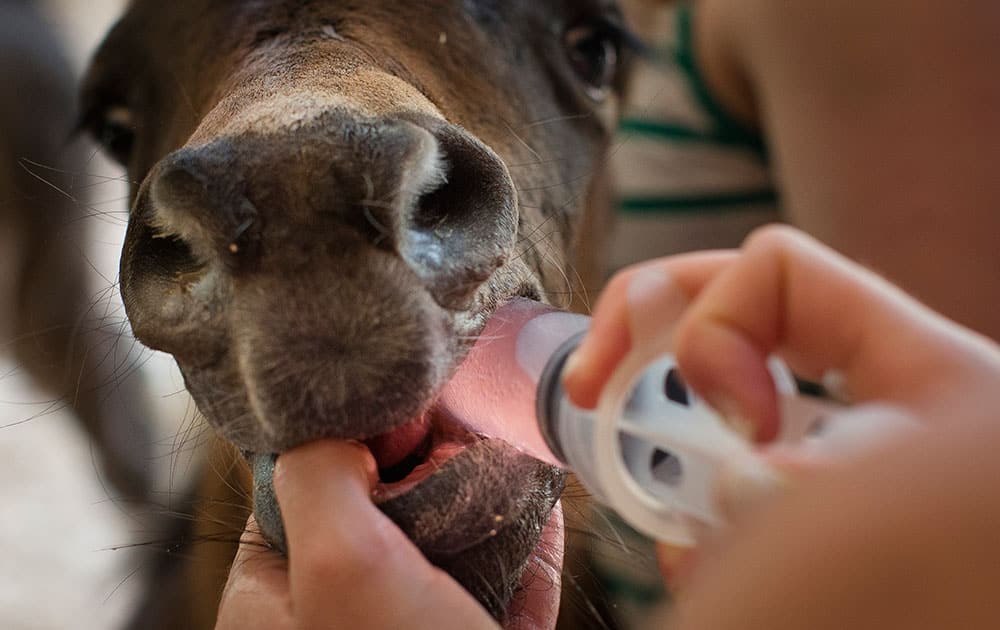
[711,398,760,442]
[561,348,598,409]
[562,347,585,381]
[725,413,757,443]
[626,267,688,346]
[271,451,287,481]
[343,440,380,489]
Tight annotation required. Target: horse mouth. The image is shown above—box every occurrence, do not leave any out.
[361,404,565,630]
[252,396,566,627]
[366,405,477,501]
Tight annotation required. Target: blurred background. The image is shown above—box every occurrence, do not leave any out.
[0,2,198,628]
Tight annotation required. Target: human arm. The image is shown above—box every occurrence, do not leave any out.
[693,0,1000,339]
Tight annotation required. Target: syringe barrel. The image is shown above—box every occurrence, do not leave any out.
[535,331,612,505]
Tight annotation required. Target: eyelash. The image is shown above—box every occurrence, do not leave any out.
[78,105,136,164]
[595,18,646,57]
[564,16,644,99]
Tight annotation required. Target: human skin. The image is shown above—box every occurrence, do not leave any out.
[216,440,500,630]
[564,225,1000,628]
[608,0,1000,599]
[692,0,1000,341]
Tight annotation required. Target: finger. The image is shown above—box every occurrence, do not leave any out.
[274,440,497,629]
[656,543,700,593]
[563,250,738,408]
[672,411,1000,630]
[712,404,924,537]
[274,440,414,627]
[673,225,998,440]
[216,518,293,630]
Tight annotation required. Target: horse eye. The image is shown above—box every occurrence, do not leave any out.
[564,23,620,101]
[93,106,136,165]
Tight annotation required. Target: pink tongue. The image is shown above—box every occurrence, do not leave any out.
[438,299,589,467]
[364,414,431,469]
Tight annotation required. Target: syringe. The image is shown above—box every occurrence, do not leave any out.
[438,298,870,546]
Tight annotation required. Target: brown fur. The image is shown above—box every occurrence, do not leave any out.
[80,1,635,626]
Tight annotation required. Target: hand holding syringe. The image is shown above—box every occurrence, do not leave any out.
[439,226,1000,546]
[441,297,871,545]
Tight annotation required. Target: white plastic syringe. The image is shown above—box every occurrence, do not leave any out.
[439,298,908,546]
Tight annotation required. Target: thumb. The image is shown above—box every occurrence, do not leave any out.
[273,440,498,629]
[715,404,922,521]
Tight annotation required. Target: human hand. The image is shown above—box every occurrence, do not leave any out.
[565,224,1000,487]
[563,226,1000,626]
[215,440,499,630]
[564,225,998,441]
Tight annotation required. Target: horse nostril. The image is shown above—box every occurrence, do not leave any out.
[118,179,217,356]
[148,146,263,273]
[139,117,516,312]
[146,231,202,280]
[401,125,518,310]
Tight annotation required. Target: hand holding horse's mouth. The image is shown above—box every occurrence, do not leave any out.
[220,439,562,630]
[249,376,567,626]
[226,441,567,630]
[365,407,565,630]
